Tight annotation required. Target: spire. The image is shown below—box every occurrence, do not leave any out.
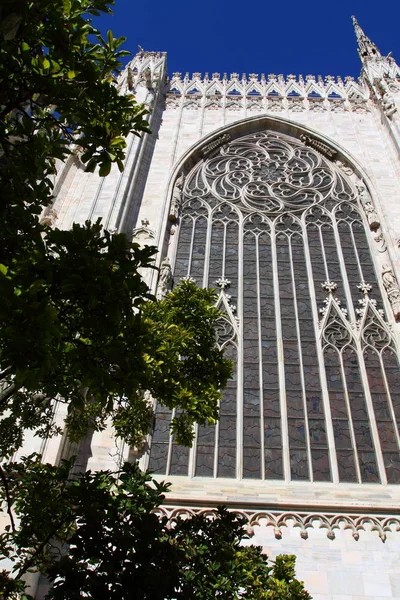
[351,15,381,61]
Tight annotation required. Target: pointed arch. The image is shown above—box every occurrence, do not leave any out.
[148,115,400,485]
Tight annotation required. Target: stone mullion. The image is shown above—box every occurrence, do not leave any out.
[318,225,330,280]
[166,407,176,476]
[222,222,227,277]
[339,350,362,483]
[255,234,265,480]
[213,398,221,478]
[378,351,400,452]
[331,213,356,322]
[288,235,313,481]
[303,220,339,483]
[348,221,365,282]
[203,209,213,288]
[187,217,196,277]
[355,342,387,484]
[188,423,198,478]
[236,214,244,479]
[271,223,290,482]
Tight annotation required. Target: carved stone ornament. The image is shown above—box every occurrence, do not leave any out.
[382,264,400,321]
[201,134,231,157]
[131,218,156,242]
[374,230,387,252]
[335,159,354,177]
[40,207,58,227]
[154,506,400,543]
[157,256,172,300]
[300,134,337,160]
[187,131,354,216]
[381,92,397,118]
[169,174,184,222]
[363,202,380,231]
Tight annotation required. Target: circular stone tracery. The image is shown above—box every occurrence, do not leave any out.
[185,131,354,214]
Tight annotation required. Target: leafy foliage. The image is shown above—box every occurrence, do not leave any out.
[0,3,308,600]
[0,0,232,455]
[0,458,311,600]
[0,217,232,453]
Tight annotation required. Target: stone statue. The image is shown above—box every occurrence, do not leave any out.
[363,202,380,231]
[169,174,184,222]
[40,208,58,227]
[157,257,172,299]
[382,264,400,321]
[382,92,396,118]
[356,183,369,205]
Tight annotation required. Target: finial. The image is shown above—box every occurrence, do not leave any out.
[351,15,381,62]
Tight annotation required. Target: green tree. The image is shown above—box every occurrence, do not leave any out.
[0,0,232,454]
[0,3,308,599]
[0,458,311,600]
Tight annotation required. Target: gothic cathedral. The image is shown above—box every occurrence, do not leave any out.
[38,17,400,599]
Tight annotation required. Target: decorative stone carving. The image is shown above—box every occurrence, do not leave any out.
[300,134,337,159]
[166,97,179,109]
[201,134,231,157]
[267,101,283,112]
[374,230,387,252]
[40,207,58,227]
[190,131,351,215]
[157,257,172,299]
[335,159,354,177]
[180,275,196,283]
[155,505,400,543]
[169,174,184,222]
[382,264,400,321]
[287,98,305,112]
[356,183,369,205]
[225,99,242,112]
[363,202,380,231]
[132,218,156,242]
[381,92,397,118]
[330,101,347,113]
[184,100,199,110]
[309,100,326,113]
[205,100,221,110]
[216,276,231,290]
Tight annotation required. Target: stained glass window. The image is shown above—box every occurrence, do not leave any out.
[148,130,400,484]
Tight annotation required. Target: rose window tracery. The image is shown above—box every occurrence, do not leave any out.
[149,129,400,485]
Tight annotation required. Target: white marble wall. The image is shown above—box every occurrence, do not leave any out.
[42,71,400,599]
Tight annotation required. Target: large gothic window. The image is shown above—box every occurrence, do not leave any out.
[149,130,400,484]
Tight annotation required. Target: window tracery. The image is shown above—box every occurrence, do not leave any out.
[149,130,400,484]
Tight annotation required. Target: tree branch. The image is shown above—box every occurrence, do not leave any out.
[0,382,17,407]
[14,514,75,582]
[0,464,16,533]
[0,366,12,380]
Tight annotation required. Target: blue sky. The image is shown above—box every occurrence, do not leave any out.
[96,0,400,79]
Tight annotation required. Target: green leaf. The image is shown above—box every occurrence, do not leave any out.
[99,161,111,177]
[1,13,22,40]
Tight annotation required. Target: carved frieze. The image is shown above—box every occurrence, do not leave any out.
[201,134,231,157]
[155,505,400,543]
[300,134,337,159]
